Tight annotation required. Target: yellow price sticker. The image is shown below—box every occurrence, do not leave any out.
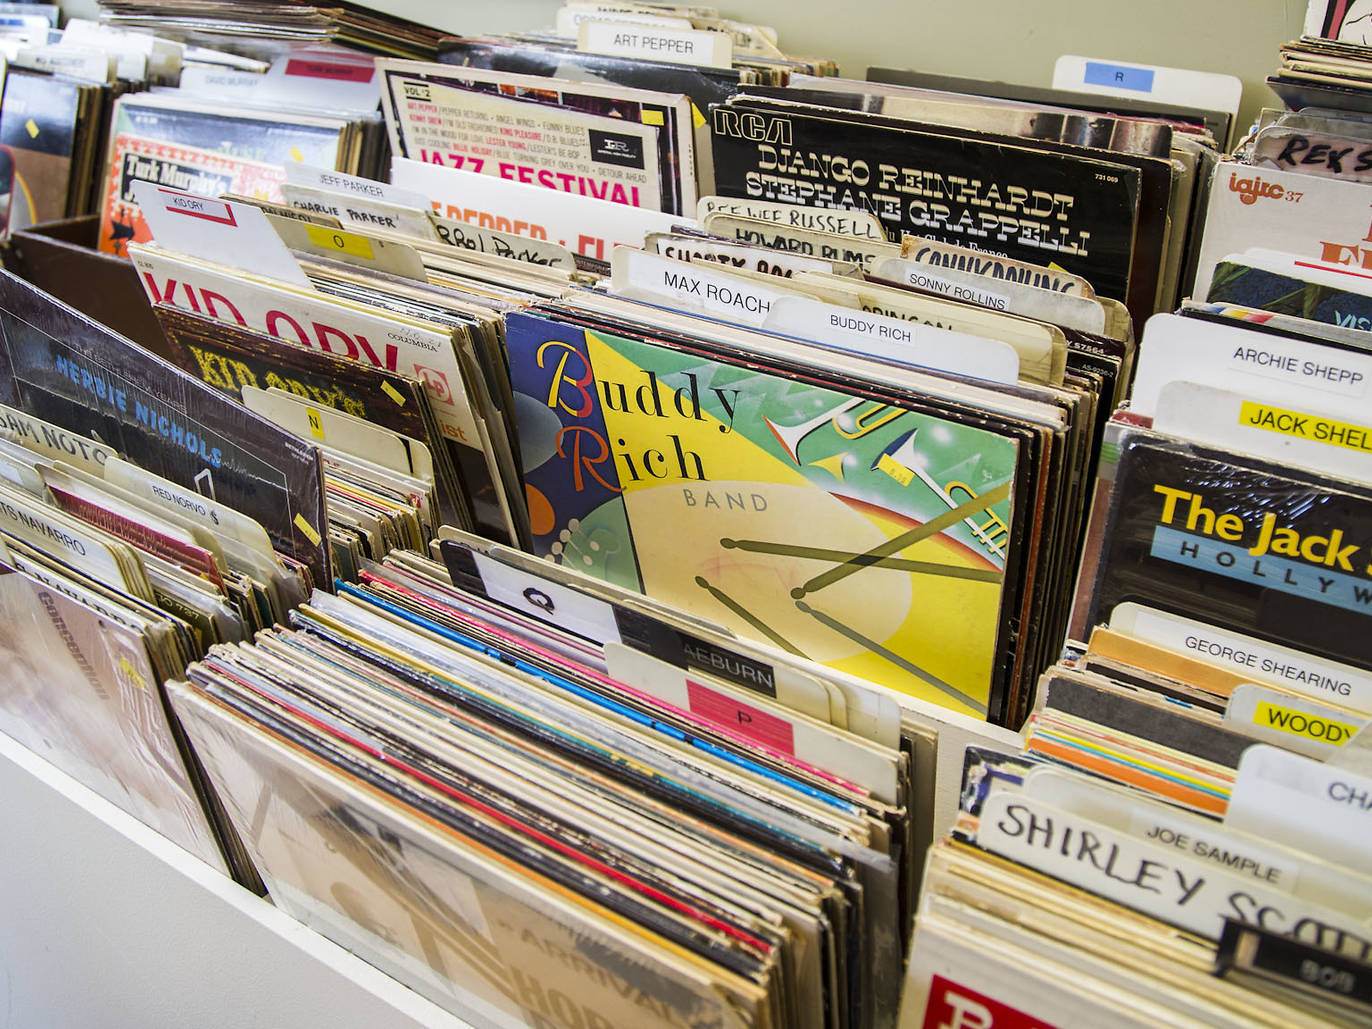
[24,119,38,139]
[876,452,914,487]
[294,513,322,547]
[117,656,150,692]
[305,223,375,260]
[381,381,406,406]
[305,407,326,441]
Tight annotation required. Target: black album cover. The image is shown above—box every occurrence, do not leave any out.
[1085,428,1372,673]
[0,272,331,588]
[708,98,1142,309]
[154,306,469,530]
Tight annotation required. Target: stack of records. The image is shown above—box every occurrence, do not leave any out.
[0,62,110,232]
[704,72,1221,327]
[451,1,838,85]
[903,168,1372,1023]
[124,181,570,558]
[479,249,1107,730]
[1271,0,1372,114]
[1187,81,1372,335]
[96,44,388,256]
[0,267,333,890]
[0,11,171,233]
[169,533,917,1029]
[24,5,1372,1023]
[438,31,759,180]
[95,0,450,61]
[62,72,1100,1019]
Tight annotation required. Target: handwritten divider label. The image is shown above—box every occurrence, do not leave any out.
[978,790,1372,949]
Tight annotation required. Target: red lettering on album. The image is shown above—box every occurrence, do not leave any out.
[1228,172,1287,205]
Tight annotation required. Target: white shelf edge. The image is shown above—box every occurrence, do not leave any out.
[0,728,484,1029]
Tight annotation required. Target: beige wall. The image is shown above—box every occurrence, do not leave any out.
[61,0,1307,131]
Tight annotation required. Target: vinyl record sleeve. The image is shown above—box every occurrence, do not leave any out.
[0,271,331,588]
[0,68,83,234]
[1190,160,1372,300]
[0,555,230,873]
[98,93,354,256]
[378,61,688,215]
[532,292,1062,725]
[111,93,349,169]
[97,134,288,256]
[1206,259,1372,328]
[1083,427,1372,675]
[717,94,1172,330]
[503,309,1020,719]
[708,99,1143,312]
[153,305,469,531]
[169,677,764,1029]
[382,71,665,213]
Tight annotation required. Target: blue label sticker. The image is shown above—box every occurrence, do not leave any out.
[1083,61,1156,93]
[1150,526,1372,616]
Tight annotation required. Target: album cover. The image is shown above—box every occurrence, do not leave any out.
[0,270,331,588]
[153,306,468,530]
[1083,428,1372,675]
[708,99,1143,308]
[0,68,83,234]
[111,94,349,169]
[384,71,665,212]
[0,556,230,872]
[1207,259,1372,328]
[504,309,1020,718]
[97,134,288,256]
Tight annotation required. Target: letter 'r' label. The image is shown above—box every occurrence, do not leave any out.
[921,975,1057,1029]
